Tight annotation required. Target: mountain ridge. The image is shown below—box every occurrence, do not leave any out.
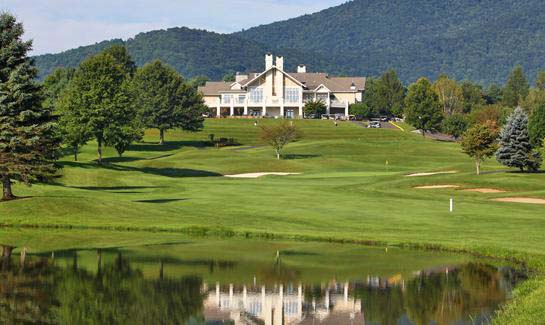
[33,0,545,84]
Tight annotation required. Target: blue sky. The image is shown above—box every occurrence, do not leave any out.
[2,0,346,55]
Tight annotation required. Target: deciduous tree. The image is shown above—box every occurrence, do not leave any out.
[502,65,529,108]
[433,75,463,115]
[132,60,205,144]
[260,122,302,159]
[529,102,545,148]
[303,100,327,118]
[442,114,468,140]
[404,78,443,136]
[461,124,498,175]
[0,13,61,200]
[59,49,133,163]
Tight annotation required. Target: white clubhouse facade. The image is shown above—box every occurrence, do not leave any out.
[199,54,366,118]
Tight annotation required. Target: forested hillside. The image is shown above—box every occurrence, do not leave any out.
[33,27,343,80]
[34,0,545,84]
[237,0,545,84]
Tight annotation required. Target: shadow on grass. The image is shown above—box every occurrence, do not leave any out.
[283,154,321,160]
[102,164,222,178]
[133,198,187,203]
[101,156,146,163]
[129,141,208,152]
[69,185,166,191]
[59,161,222,178]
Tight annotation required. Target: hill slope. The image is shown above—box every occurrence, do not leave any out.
[236,0,545,84]
[33,27,345,80]
[34,0,545,84]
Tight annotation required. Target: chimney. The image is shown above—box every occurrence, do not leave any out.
[350,81,356,91]
[297,64,307,73]
[275,55,284,71]
[265,53,273,69]
[235,72,248,83]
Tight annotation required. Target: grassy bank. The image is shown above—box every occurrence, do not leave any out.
[1,119,544,323]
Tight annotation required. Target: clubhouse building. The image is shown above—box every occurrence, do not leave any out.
[198,54,366,118]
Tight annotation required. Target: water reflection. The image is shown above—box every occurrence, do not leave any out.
[0,245,523,325]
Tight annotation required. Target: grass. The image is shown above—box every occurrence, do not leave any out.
[0,118,544,323]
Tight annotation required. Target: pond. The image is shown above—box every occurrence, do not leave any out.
[0,238,524,325]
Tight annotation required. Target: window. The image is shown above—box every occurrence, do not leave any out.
[237,94,246,104]
[221,94,233,104]
[316,93,328,102]
[303,93,314,102]
[249,87,263,103]
[284,88,300,103]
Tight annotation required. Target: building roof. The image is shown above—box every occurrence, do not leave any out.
[199,71,366,95]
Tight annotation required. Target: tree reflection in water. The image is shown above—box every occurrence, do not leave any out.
[0,250,204,324]
[0,245,522,325]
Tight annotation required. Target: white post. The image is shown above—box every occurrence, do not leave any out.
[299,104,303,119]
[244,105,248,116]
[280,104,284,118]
[230,105,234,117]
[216,282,220,306]
[216,105,221,118]
[345,101,349,117]
[450,197,454,212]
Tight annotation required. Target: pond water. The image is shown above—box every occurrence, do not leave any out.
[0,238,524,325]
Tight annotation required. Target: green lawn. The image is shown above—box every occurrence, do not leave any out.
[1,119,544,323]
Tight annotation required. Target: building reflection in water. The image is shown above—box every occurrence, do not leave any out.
[203,282,363,324]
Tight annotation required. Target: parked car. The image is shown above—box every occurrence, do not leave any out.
[367,121,381,128]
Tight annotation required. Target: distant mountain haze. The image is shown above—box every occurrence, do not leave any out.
[33,0,545,84]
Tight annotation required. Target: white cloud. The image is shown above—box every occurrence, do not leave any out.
[1,0,345,55]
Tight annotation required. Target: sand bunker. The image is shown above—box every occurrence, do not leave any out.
[225,172,301,178]
[406,170,458,177]
[464,188,506,193]
[492,197,545,205]
[414,185,459,189]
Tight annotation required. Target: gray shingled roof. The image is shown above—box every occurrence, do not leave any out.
[199,71,366,95]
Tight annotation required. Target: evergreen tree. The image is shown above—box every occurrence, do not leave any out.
[496,107,542,171]
[0,13,61,200]
[404,78,443,136]
[529,102,545,148]
[132,60,205,144]
[502,65,530,108]
[42,67,75,110]
[484,83,502,105]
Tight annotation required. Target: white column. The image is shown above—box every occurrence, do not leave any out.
[297,284,303,319]
[280,104,284,118]
[243,285,247,309]
[344,282,349,302]
[244,105,248,116]
[325,289,330,311]
[326,92,331,115]
[345,101,349,117]
[229,283,233,306]
[230,105,234,117]
[216,283,220,306]
[299,105,303,119]
[216,105,221,118]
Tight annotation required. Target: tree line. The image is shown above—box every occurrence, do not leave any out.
[1,13,205,200]
[350,66,545,174]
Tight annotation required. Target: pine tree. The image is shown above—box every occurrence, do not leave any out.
[496,107,542,172]
[0,13,61,200]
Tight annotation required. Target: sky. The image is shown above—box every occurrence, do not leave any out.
[2,0,346,55]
